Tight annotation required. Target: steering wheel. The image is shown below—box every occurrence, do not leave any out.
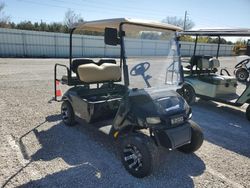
[130,62,150,76]
[235,59,250,69]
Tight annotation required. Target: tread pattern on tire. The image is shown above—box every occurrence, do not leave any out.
[178,121,204,153]
[178,84,196,105]
[61,100,75,126]
[120,133,159,178]
[236,68,249,82]
[246,105,250,121]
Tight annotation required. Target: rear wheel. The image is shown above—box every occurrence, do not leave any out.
[246,105,250,121]
[235,68,249,82]
[178,84,196,105]
[120,133,158,178]
[61,100,75,126]
[178,121,204,153]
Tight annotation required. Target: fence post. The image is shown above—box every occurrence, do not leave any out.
[141,39,143,56]
[154,41,157,56]
[22,32,27,57]
[81,36,84,57]
[54,34,57,58]
[188,43,191,56]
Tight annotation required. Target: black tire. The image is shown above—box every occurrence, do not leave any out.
[246,105,250,121]
[61,100,75,126]
[120,133,158,178]
[178,84,196,105]
[178,121,204,153]
[235,68,249,82]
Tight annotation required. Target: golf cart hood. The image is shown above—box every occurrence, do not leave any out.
[129,87,189,119]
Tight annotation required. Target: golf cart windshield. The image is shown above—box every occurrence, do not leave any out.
[123,25,182,90]
[71,18,182,90]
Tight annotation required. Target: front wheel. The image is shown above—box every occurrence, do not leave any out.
[120,133,158,178]
[178,121,204,153]
[235,68,249,82]
[178,84,196,105]
[246,105,250,121]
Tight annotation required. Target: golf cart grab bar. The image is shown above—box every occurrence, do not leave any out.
[220,68,231,76]
[54,63,70,101]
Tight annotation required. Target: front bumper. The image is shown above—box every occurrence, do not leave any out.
[153,121,192,149]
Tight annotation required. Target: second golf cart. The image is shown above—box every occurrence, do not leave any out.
[54,18,203,178]
[179,29,250,121]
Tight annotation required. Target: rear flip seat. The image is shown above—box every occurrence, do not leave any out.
[197,58,237,84]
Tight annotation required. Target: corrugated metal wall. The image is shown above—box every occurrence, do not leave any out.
[0,28,234,58]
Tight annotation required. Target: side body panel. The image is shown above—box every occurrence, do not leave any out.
[236,85,250,104]
[185,77,236,98]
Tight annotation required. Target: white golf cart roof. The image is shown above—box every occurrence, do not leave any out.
[181,29,250,36]
[74,18,182,32]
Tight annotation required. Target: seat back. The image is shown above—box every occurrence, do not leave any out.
[209,58,220,68]
[197,57,220,70]
[71,58,117,73]
[77,63,121,83]
[197,58,210,69]
[71,59,94,73]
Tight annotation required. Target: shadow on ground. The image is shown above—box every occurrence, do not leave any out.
[15,114,205,188]
[192,99,250,158]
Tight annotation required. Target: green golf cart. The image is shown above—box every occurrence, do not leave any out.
[54,18,204,178]
[178,29,250,121]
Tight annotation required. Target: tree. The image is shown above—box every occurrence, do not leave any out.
[64,9,83,28]
[140,31,160,40]
[180,35,194,42]
[0,2,10,27]
[16,21,34,30]
[162,16,195,31]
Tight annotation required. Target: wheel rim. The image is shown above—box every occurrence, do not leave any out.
[62,105,69,122]
[123,144,143,171]
[239,72,246,80]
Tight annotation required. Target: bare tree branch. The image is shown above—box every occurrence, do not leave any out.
[64,9,83,28]
[162,16,195,30]
[0,2,10,25]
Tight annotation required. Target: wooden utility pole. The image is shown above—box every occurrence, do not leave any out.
[184,11,187,31]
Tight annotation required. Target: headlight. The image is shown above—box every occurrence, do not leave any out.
[188,110,192,119]
[146,117,161,124]
[183,101,192,119]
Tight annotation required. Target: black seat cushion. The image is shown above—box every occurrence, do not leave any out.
[98,59,116,65]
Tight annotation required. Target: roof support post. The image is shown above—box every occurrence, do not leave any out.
[216,36,221,59]
[193,35,198,56]
[69,28,76,78]
[119,23,129,87]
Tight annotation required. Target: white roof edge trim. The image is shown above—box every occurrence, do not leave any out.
[73,18,182,32]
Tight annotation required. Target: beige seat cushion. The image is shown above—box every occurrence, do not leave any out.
[77,63,121,83]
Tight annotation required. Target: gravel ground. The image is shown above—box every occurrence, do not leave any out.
[0,57,249,188]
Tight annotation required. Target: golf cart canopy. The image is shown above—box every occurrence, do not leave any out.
[180,29,250,58]
[73,18,182,32]
[180,29,250,37]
